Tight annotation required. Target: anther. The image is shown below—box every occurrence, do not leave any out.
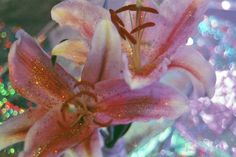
[110,15,136,44]
[109,9,125,27]
[116,4,138,13]
[119,27,137,44]
[116,4,159,14]
[130,22,155,34]
[112,21,126,40]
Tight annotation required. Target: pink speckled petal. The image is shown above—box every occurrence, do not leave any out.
[82,20,123,83]
[122,0,210,89]
[20,108,97,157]
[72,129,103,157]
[0,107,46,150]
[169,46,216,97]
[52,39,88,65]
[8,30,77,108]
[151,0,210,59]
[51,0,110,40]
[94,79,188,124]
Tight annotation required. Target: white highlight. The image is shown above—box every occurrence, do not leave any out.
[186,37,194,46]
[221,1,231,10]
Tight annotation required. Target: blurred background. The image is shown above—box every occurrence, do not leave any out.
[0,0,236,156]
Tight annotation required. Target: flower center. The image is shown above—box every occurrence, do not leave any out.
[60,80,112,128]
[110,2,158,73]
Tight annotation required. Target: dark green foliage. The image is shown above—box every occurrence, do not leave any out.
[51,55,57,67]
[101,123,132,148]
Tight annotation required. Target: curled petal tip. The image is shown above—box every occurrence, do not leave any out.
[170,46,216,98]
[51,39,89,64]
[51,0,109,40]
[160,68,194,97]
[15,29,26,38]
[16,28,32,37]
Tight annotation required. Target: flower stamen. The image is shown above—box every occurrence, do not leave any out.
[109,9,125,27]
[130,22,155,34]
[110,3,159,73]
[119,27,137,44]
[115,4,159,14]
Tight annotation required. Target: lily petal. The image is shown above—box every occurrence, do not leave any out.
[122,0,210,89]
[82,20,123,83]
[73,129,103,157]
[51,0,110,40]
[95,79,188,124]
[151,0,210,60]
[122,53,171,89]
[0,108,46,150]
[87,0,105,6]
[87,0,126,9]
[20,108,96,157]
[160,68,193,97]
[8,30,77,108]
[160,67,206,99]
[52,39,89,65]
[169,46,216,97]
[105,0,126,10]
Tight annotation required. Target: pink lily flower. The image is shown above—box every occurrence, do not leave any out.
[51,0,215,98]
[0,20,188,157]
[0,0,216,156]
